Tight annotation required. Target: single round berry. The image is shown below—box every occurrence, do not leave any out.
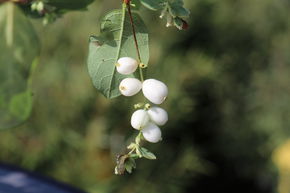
[131,109,150,130]
[119,78,142,96]
[116,57,138,75]
[142,79,168,104]
[147,107,168,126]
[142,122,162,143]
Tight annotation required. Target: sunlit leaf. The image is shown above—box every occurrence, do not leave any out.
[140,147,156,160]
[87,6,149,99]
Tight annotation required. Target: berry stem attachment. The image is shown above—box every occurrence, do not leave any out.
[126,2,144,82]
[126,132,142,155]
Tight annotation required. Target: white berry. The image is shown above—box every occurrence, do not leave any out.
[131,109,150,130]
[116,57,138,75]
[147,107,168,126]
[119,78,142,96]
[142,79,168,104]
[142,122,162,143]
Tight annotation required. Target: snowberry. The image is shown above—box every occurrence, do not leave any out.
[116,57,138,75]
[142,79,168,104]
[147,107,168,126]
[142,122,162,143]
[131,109,150,130]
[119,78,142,96]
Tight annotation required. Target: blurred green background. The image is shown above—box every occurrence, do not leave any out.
[1,0,290,193]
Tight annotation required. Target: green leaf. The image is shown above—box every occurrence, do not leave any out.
[136,146,142,157]
[139,0,165,11]
[124,162,133,173]
[87,6,149,99]
[169,2,190,18]
[0,2,40,129]
[140,147,157,160]
[129,158,137,168]
[169,0,184,6]
[124,158,136,173]
[173,17,183,30]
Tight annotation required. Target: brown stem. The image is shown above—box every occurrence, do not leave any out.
[126,2,145,81]
[123,0,130,4]
[126,3,142,63]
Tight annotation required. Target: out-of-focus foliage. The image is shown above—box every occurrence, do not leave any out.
[0,2,39,129]
[46,0,94,10]
[139,0,190,29]
[20,0,94,24]
[0,0,290,193]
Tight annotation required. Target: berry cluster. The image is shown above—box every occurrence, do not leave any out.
[116,57,168,143]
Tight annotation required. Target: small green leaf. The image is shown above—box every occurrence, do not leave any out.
[170,0,184,6]
[124,162,133,173]
[87,6,149,99]
[169,2,190,18]
[124,158,137,173]
[129,158,137,168]
[136,146,142,158]
[140,147,157,160]
[140,0,165,11]
[173,17,183,30]
[0,2,40,130]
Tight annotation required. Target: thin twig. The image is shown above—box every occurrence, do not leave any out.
[126,2,144,81]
